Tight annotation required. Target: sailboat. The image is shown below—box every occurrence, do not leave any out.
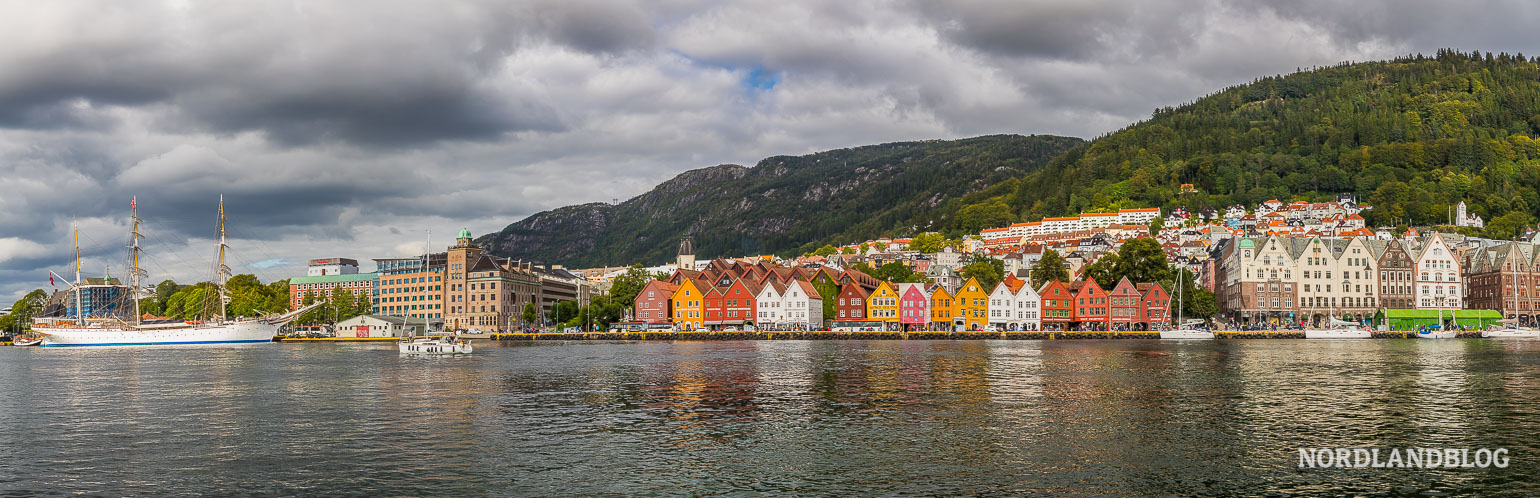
[1304,283,1370,339]
[399,230,471,355]
[35,197,319,347]
[1160,269,1213,339]
[1483,241,1540,338]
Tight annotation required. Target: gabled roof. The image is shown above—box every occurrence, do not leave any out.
[758,279,787,297]
[1137,281,1167,298]
[640,280,679,296]
[1109,276,1139,295]
[794,280,822,300]
[839,282,871,299]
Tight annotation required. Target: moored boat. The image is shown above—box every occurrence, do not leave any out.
[1306,318,1370,339]
[398,336,473,355]
[1482,323,1540,338]
[1159,328,1215,340]
[1415,329,1456,339]
[1159,273,1213,340]
[1305,327,1371,339]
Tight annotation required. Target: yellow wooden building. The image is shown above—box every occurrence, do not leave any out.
[954,277,990,331]
[671,278,706,331]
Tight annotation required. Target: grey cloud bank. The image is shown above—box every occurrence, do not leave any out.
[2,0,1536,301]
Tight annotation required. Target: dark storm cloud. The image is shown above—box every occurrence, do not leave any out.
[537,0,659,54]
[0,1,668,147]
[912,0,1125,60]
[4,0,1540,302]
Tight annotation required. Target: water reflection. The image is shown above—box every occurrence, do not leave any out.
[2,339,1539,495]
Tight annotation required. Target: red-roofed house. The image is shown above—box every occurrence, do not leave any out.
[1138,282,1171,329]
[1070,278,1109,330]
[1108,277,1141,331]
[835,283,870,321]
[635,280,678,324]
[1039,280,1073,331]
[898,283,930,331]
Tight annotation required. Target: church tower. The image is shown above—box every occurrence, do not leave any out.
[446,228,481,330]
[677,237,695,270]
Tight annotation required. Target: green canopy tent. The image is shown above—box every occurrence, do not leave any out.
[1373,309,1502,330]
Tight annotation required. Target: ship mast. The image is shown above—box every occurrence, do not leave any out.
[217,196,231,323]
[74,216,82,321]
[129,197,146,326]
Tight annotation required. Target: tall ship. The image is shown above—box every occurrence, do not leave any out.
[35,197,317,347]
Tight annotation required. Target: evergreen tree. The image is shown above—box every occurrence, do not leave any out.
[958,255,1005,290]
[1030,250,1071,287]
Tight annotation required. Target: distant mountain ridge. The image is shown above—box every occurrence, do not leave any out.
[476,134,1083,266]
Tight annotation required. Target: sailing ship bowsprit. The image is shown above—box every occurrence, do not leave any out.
[34,197,320,347]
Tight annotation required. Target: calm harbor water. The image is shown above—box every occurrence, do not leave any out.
[2,339,1538,495]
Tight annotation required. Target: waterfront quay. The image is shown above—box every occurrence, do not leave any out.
[490,330,1483,341]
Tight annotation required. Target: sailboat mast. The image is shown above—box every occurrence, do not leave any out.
[74,217,82,321]
[1512,241,1519,322]
[217,196,231,323]
[129,197,145,326]
[1177,267,1184,327]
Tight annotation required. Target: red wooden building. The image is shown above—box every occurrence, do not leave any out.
[1070,278,1108,330]
[1108,277,1141,331]
[634,280,678,324]
[1038,280,1073,331]
[836,283,870,321]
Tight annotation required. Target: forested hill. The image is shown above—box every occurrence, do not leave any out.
[476,134,1082,266]
[994,49,1540,237]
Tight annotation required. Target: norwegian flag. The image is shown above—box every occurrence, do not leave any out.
[49,273,54,286]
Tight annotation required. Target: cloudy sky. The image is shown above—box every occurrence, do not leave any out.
[2,0,1538,302]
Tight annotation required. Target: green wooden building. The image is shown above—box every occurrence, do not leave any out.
[1372,309,1502,330]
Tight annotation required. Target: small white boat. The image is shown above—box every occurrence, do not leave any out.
[398,337,473,355]
[1159,329,1215,340]
[1415,329,1456,339]
[1482,324,1540,338]
[11,337,42,347]
[1161,275,1212,340]
[1305,328,1371,339]
[1160,319,1214,340]
[1306,317,1371,339]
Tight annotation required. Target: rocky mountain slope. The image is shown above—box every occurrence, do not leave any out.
[477,134,1083,266]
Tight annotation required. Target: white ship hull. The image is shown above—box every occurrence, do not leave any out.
[1305,328,1371,339]
[1159,329,1214,340]
[1416,330,1457,339]
[37,321,278,347]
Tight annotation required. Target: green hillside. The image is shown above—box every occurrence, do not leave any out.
[1002,49,1540,237]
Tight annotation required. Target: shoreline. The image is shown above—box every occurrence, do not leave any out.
[486,330,1484,341]
[5,331,1489,346]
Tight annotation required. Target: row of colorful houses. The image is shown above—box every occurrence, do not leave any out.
[631,257,1176,331]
